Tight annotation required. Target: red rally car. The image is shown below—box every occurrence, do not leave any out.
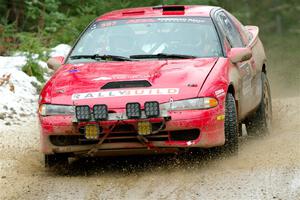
[40,5,272,167]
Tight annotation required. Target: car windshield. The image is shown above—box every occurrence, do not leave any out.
[68,17,222,63]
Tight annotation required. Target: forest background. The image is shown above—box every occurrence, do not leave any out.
[0,0,299,96]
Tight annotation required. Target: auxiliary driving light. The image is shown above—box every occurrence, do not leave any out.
[93,104,108,120]
[126,102,141,119]
[144,101,160,118]
[138,121,152,135]
[75,105,91,121]
[85,124,99,140]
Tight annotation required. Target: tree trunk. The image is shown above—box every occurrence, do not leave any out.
[6,0,25,30]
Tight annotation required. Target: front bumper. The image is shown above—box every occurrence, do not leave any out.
[39,107,225,156]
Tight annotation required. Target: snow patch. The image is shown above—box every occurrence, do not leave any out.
[0,56,39,125]
[49,44,71,57]
[0,44,71,126]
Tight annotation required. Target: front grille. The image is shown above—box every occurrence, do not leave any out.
[50,127,200,146]
[50,135,98,146]
[111,124,135,133]
[103,131,169,143]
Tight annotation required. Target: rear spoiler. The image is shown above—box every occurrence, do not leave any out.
[245,25,259,47]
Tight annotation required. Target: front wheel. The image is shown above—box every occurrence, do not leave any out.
[223,93,239,154]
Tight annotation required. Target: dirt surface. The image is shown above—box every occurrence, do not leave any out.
[0,96,299,200]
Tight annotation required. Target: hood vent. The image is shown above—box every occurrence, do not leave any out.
[101,80,151,89]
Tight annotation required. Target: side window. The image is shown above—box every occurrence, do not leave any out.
[217,12,244,48]
[241,25,253,43]
[227,12,253,45]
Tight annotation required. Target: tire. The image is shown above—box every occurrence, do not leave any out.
[223,93,239,154]
[246,72,272,136]
[45,154,69,168]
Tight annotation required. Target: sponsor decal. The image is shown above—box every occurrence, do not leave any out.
[242,77,252,96]
[68,69,79,73]
[157,18,207,24]
[240,63,253,96]
[72,88,180,100]
[92,77,112,81]
[215,89,225,98]
[126,19,157,24]
[100,21,117,28]
[92,75,151,81]
[90,24,97,30]
[92,17,210,30]
[216,114,225,121]
[187,83,198,87]
[55,89,65,94]
[72,63,84,67]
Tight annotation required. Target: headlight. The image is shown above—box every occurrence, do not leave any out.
[160,98,218,111]
[39,104,75,116]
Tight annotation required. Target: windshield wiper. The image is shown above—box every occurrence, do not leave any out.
[69,54,132,61]
[129,53,197,59]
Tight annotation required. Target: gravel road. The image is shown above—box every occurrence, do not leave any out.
[0,96,299,200]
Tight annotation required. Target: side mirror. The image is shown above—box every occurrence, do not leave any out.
[228,48,252,64]
[47,56,65,71]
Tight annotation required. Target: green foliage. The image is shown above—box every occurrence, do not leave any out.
[16,31,48,83]
[0,0,299,54]
[16,32,47,55]
[50,14,95,45]
[22,56,45,83]
[24,0,67,33]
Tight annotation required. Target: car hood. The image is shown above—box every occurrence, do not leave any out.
[49,58,218,107]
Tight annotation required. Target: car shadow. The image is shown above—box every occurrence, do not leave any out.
[47,148,231,176]
[46,127,273,177]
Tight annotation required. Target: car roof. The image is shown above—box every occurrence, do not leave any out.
[96,5,218,21]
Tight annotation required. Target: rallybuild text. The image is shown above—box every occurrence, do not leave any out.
[72,88,180,100]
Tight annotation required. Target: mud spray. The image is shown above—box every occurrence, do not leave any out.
[0,63,300,199]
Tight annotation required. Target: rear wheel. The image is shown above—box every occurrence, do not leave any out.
[246,72,272,136]
[223,93,239,154]
[45,154,69,168]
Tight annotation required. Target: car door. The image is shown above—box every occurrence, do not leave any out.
[215,11,256,118]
